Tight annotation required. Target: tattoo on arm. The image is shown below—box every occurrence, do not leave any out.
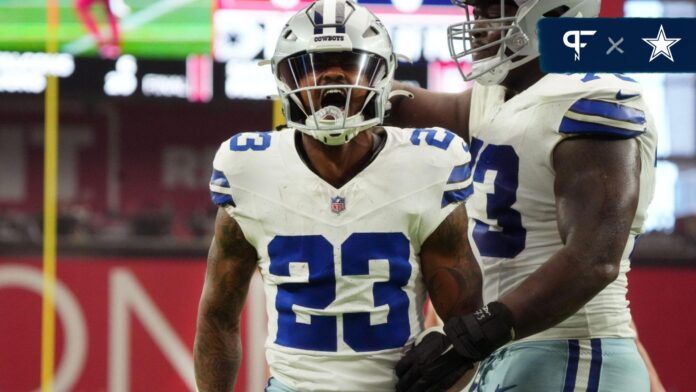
[194,208,258,392]
[420,204,483,321]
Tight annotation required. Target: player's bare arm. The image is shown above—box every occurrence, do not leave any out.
[396,204,482,392]
[388,81,472,141]
[500,137,641,338]
[420,204,482,320]
[194,208,258,392]
[399,1,659,391]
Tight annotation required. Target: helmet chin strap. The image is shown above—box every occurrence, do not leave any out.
[473,58,511,86]
[303,106,371,146]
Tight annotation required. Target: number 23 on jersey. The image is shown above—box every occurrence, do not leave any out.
[269,232,412,353]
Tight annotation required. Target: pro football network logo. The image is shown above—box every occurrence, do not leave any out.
[330,196,346,214]
[563,30,597,61]
[540,18,694,73]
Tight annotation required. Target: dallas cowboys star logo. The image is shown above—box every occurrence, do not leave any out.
[642,25,681,62]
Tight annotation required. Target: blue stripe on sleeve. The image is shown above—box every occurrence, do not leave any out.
[587,339,603,392]
[441,185,473,207]
[211,169,230,188]
[563,339,580,392]
[210,169,234,207]
[559,117,643,139]
[447,164,471,184]
[211,191,235,207]
[569,99,646,125]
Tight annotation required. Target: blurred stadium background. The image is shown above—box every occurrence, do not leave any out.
[0,0,694,391]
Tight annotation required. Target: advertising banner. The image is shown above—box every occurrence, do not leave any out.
[0,258,266,392]
[0,259,692,391]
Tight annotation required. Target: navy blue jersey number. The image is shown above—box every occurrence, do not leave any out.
[342,233,411,351]
[470,138,526,258]
[269,233,411,352]
[410,128,455,150]
[269,235,337,351]
[581,73,637,83]
[229,132,271,151]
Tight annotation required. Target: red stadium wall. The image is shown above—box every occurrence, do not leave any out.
[0,99,271,218]
[0,258,692,391]
[628,268,696,392]
[0,259,219,391]
[600,0,624,17]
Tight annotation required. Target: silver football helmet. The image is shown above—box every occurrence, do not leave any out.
[447,0,601,85]
[271,0,397,145]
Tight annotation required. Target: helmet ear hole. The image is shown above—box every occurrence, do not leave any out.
[283,29,297,41]
[363,26,379,38]
[543,5,570,17]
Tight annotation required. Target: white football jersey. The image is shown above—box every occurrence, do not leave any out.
[210,126,472,391]
[468,73,657,342]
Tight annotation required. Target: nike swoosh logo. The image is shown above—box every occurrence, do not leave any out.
[616,90,640,100]
[495,385,517,392]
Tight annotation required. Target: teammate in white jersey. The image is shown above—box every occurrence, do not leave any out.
[389,1,662,391]
[193,1,484,391]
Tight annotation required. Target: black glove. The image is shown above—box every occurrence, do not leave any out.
[395,329,473,392]
[395,302,516,392]
[443,302,515,362]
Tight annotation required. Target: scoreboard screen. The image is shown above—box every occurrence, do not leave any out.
[0,0,211,59]
[0,0,471,99]
[0,0,462,59]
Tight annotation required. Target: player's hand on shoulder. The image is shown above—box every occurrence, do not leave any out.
[395,327,473,392]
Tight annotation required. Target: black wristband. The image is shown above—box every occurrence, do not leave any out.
[443,302,516,361]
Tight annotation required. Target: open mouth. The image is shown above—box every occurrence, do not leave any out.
[320,88,347,110]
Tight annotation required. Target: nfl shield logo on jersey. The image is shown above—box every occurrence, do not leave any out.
[330,196,346,214]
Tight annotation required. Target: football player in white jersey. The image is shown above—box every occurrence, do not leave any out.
[389,1,661,391]
[193,1,486,391]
